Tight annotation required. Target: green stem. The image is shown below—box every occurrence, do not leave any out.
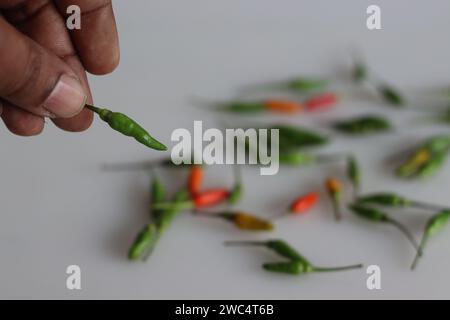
[152,201,192,210]
[224,241,265,247]
[387,218,421,255]
[409,201,449,212]
[313,264,363,272]
[411,234,428,270]
[331,198,342,221]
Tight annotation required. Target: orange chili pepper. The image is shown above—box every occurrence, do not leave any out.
[304,92,338,111]
[188,165,203,195]
[325,177,342,221]
[193,188,230,208]
[264,99,303,114]
[290,192,319,214]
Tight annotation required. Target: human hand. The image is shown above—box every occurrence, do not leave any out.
[0,0,119,136]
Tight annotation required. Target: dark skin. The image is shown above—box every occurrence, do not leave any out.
[0,0,119,136]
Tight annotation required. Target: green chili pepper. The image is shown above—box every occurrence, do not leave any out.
[349,204,420,254]
[285,78,328,92]
[228,166,243,205]
[156,189,190,234]
[150,174,166,221]
[377,84,404,106]
[279,151,317,166]
[262,260,363,275]
[86,105,167,151]
[333,116,391,135]
[217,101,265,113]
[274,125,328,148]
[128,223,158,261]
[347,156,361,199]
[224,239,310,263]
[356,192,444,211]
[411,210,450,270]
[396,136,450,178]
[352,61,367,83]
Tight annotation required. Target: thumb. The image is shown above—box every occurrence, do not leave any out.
[0,17,87,118]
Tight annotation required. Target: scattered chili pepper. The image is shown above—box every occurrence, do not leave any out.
[326,177,343,221]
[128,223,158,261]
[377,84,404,106]
[86,104,167,151]
[411,210,450,270]
[273,124,328,150]
[349,203,421,254]
[197,211,273,231]
[264,99,303,114]
[150,173,166,221]
[285,78,328,92]
[263,260,363,275]
[225,239,309,262]
[356,192,445,211]
[289,192,319,214]
[347,156,361,199]
[396,135,450,178]
[228,166,243,205]
[333,115,391,135]
[352,60,367,83]
[225,239,362,275]
[217,101,265,113]
[188,165,203,196]
[154,188,230,210]
[304,92,338,111]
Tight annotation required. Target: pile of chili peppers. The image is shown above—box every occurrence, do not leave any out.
[103,57,450,276]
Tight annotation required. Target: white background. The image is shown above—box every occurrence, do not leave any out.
[1,0,450,299]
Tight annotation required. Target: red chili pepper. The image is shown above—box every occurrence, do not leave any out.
[193,188,230,208]
[304,92,338,111]
[289,192,319,214]
[188,165,203,195]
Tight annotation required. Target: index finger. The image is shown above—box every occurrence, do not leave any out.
[55,0,120,75]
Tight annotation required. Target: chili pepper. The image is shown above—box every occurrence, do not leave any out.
[264,99,303,114]
[155,189,190,234]
[217,101,265,113]
[198,211,273,231]
[150,173,166,221]
[396,135,450,178]
[326,177,342,221]
[86,104,167,151]
[224,239,309,262]
[228,166,243,205]
[225,239,362,275]
[304,92,338,111]
[269,125,328,151]
[352,61,367,83]
[187,165,203,195]
[411,210,450,270]
[349,204,421,254]
[377,84,404,106]
[289,192,319,214]
[263,260,363,275]
[285,78,328,92]
[279,151,317,166]
[333,115,391,135]
[128,223,158,261]
[347,156,361,199]
[154,188,230,210]
[356,192,445,211]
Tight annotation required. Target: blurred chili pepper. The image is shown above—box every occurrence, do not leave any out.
[264,99,303,114]
[289,192,319,214]
[347,156,361,199]
[188,165,203,196]
[333,115,391,135]
[228,166,243,205]
[198,211,273,231]
[326,177,343,221]
[304,92,338,111]
[411,210,450,270]
[153,188,230,210]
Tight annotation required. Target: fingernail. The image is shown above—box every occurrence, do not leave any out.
[43,74,87,118]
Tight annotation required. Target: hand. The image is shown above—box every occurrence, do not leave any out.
[0,0,119,136]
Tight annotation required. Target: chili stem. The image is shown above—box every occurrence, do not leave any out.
[152,201,192,210]
[411,234,428,270]
[313,264,363,272]
[331,199,342,221]
[409,201,449,212]
[224,241,265,247]
[387,218,421,255]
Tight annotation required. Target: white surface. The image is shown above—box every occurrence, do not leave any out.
[2,0,450,299]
